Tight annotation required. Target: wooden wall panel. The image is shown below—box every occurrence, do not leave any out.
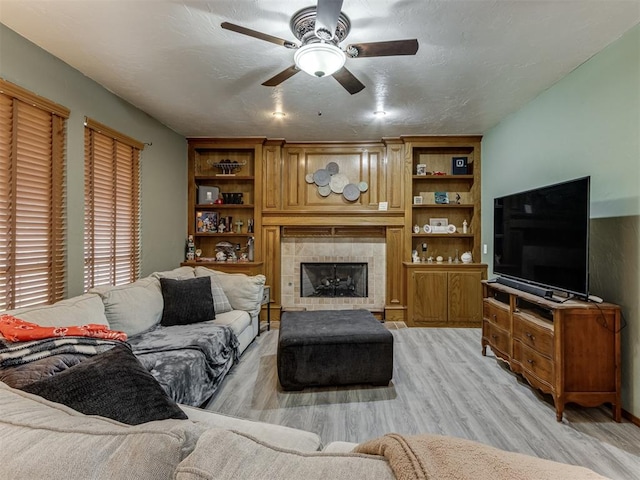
[280,144,400,212]
[385,141,405,210]
[262,142,282,210]
[385,226,405,320]
[261,226,281,306]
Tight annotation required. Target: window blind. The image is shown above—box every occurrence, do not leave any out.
[0,79,69,310]
[84,119,142,290]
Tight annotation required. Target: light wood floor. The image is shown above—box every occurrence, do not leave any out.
[204,327,640,480]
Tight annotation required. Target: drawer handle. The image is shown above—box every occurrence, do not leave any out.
[525,332,535,341]
[491,334,498,340]
[492,314,497,320]
[527,359,534,365]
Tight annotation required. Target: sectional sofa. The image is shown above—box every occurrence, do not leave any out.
[0,265,265,405]
[0,266,610,479]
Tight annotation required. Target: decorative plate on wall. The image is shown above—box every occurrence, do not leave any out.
[329,173,349,193]
[358,181,369,192]
[305,173,315,184]
[313,169,330,186]
[318,184,332,197]
[326,162,339,174]
[343,183,360,201]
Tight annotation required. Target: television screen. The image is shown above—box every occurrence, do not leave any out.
[493,177,590,298]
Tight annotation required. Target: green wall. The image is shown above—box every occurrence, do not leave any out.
[482,25,640,416]
[0,24,188,297]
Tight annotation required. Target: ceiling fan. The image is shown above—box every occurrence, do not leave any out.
[221,0,419,95]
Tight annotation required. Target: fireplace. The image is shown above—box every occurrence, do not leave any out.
[301,262,368,298]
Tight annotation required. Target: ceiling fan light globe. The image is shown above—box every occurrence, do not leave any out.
[294,43,346,78]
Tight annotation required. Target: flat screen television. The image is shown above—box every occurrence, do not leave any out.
[493,176,590,299]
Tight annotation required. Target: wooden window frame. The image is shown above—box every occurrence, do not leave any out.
[0,78,69,309]
[83,118,143,290]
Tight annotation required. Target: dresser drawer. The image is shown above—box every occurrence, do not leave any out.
[483,299,510,330]
[483,321,511,358]
[513,341,553,386]
[513,314,553,357]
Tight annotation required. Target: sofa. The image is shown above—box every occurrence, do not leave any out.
[0,265,265,406]
[0,380,610,480]
[0,267,611,479]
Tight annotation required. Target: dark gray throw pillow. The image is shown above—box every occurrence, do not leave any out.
[21,343,187,425]
[160,276,214,326]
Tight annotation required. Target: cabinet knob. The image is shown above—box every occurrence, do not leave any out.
[491,334,498,340]
[527,359,534,364]
[525,332,535,341]
[492,314,497,320]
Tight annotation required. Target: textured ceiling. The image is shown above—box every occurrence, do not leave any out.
[1,1,638,141]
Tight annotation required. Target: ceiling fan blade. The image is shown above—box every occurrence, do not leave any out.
[315,0,344,40]
[332,67,365,95]
[262,65,300,87]
[221,22,297,49]
[347,39,419,58]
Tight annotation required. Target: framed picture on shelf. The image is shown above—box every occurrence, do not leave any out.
[451,156,469,175]
[416,164,427,176]
[434,191,449,204]
[429,217,449,233]
[196,211,219,233]
[413,195,423,205]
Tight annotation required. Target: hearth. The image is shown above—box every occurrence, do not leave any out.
[300,262,368,298]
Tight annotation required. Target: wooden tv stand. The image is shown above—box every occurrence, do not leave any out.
[481,280,621,422]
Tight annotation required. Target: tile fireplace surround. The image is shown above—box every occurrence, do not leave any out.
[280,237,386,311]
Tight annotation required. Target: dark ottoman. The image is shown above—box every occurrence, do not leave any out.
[277,309,393,391]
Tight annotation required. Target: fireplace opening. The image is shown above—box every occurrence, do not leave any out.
[300,262,368,298]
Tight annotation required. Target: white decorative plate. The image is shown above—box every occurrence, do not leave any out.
[305,173,315,184]
[329,173,349,194]
[358,181,369,192]
[318,184,332,197]
[447,224,457,233]
[423,224,431,233]
[343,183,360,201]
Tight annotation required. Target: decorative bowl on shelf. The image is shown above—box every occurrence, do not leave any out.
[207,159,246,175]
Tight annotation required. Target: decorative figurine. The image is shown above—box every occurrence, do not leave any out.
[215,251,226,261]
[461,251,473,263]
[247,218,254,234]
[186,235,195,261]
[462,220,468,234]
[235,220,243,233]
[412,249,420,263]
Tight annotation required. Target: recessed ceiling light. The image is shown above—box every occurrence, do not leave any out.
[373,110,386,117]
[272,111,286,118]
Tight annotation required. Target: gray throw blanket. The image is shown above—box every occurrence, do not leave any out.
[0,337,122,367]
[127,322,239,406]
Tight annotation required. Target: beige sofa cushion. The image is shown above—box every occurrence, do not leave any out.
[151,266,196,280]
[3,294,108,328]
[0,382,204,480]
[175,428,394,480]
[89,277,163,337]
[180,404,322,452]
[212,309,250,337]
[196,267,265,317]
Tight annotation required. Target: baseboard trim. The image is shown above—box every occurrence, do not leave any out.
[622,408,640,428]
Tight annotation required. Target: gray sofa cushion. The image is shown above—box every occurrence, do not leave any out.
[21,343,187,425]
[194,267,233,314]
[160,277,214,326]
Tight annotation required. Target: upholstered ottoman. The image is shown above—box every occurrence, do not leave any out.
[277,309,393,391]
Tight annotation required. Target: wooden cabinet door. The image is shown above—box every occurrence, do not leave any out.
[448,270,483,323]
[410,271,448,326]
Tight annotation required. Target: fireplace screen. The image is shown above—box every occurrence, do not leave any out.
[300,262,368,298]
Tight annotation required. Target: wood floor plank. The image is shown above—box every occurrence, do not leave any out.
[205,328,640,480]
